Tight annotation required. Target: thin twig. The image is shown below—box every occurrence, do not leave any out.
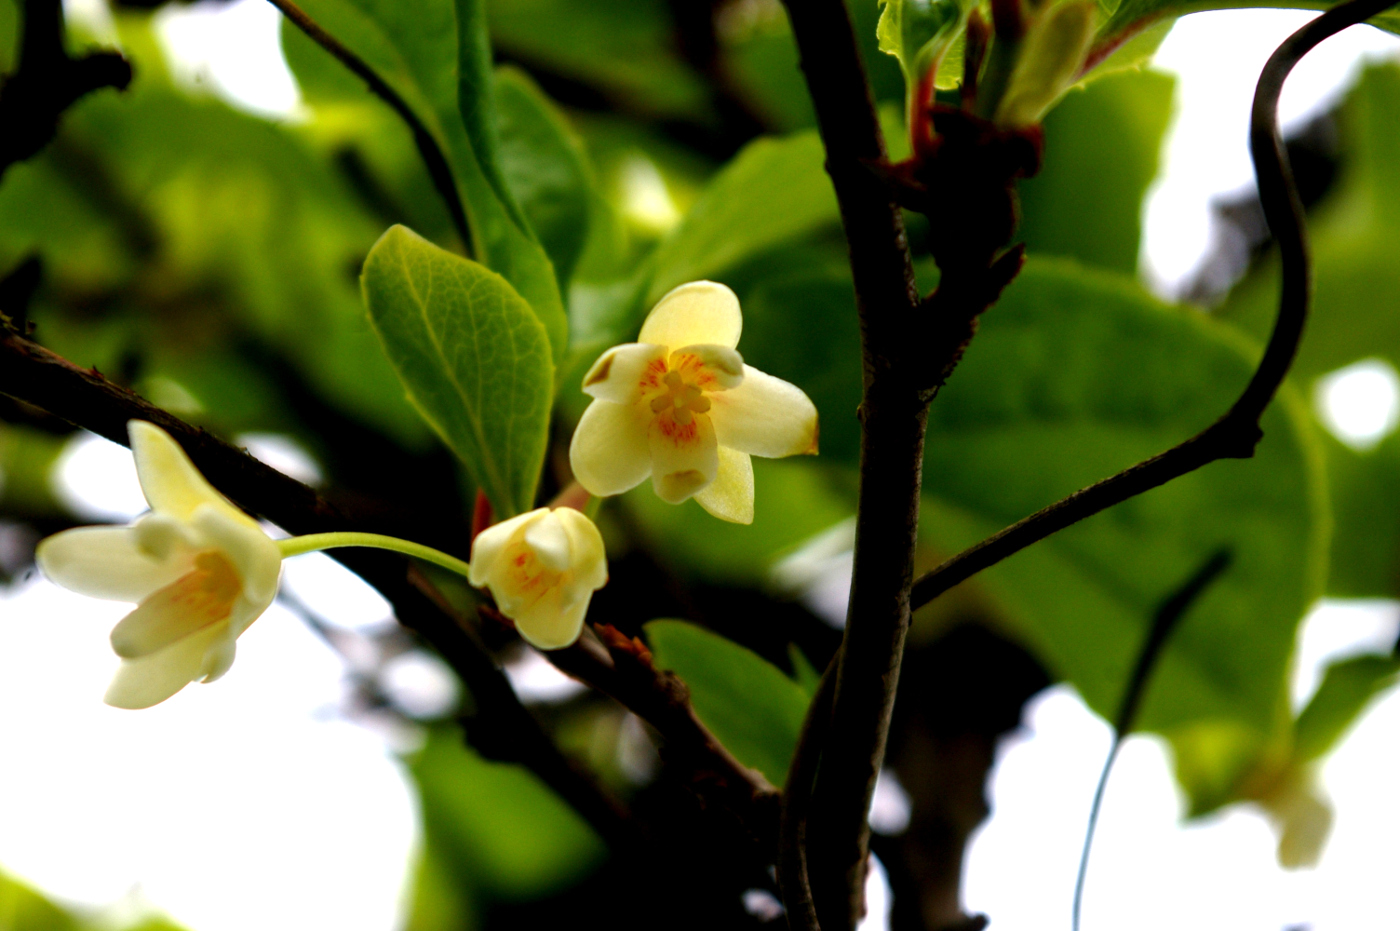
[265,0,473,251]
[1070,549,1231,931]
[0,0,132,179]
[546,624,782,851]
[912,0,1400,613]
[777,652,840,931]
[0,327,632,846]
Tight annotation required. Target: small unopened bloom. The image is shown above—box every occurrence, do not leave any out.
[36,421,282,709]
[468,507,608,650]
[569,281,818,524]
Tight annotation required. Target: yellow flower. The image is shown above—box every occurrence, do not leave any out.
[468,507,608,650]
[569,281,819,524]
[36,422,282,709]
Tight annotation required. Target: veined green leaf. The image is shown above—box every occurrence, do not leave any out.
[286,0,568,357]
[646,130,837,303]
[876,0,973,94]
[362,225,553,517]
[644,619,812,784]
[494,67,594,288]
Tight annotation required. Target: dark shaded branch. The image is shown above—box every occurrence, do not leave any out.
[0,327,631,846]
[264,0,473,251]
[911,0,1398,613]
[546,624,781,852]
[777,653,839,931]
[0,0,132,179]
[1071,549,1232,931]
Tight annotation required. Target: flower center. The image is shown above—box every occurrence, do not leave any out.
[503,541,563,609]
[649,369,712,426]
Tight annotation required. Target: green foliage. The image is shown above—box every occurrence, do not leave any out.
[1019,68,1176,272]
[645,620,813,784]
[1220,63,1400,599]
[918,259,1327,809]
[493,68,594,288]
[362,225,554,517]
[289,0,567,355]
[1294,654,1400,762]
[0,870,190,931]
[411,726,605,902]
[646,130,837,304]
[876,0,973,95]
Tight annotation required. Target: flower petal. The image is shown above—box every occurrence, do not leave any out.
[129,421,246,524]
[525,511,572,572]
[103,621,228,709]
[582,343,669,403]
[36,526,189,602]
[108,560,235,659]
[639,281,742,351]
[513,585,592,651]
[569,400,652,497]
[670,344,744,391]
[554,507,608,592]
[190,503,282,607]
[710,365,819,458]
[469,509,547,587]
[648,410,718,504]
[694,447,754,524]
[200,627,239,682]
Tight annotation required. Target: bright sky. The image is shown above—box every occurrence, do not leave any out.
[14,2,1400,929]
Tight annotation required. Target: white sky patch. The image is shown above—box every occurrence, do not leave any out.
[504,648,589,704]
[1291,599,1399,711]
[237,432,325,486]
[52,432,147,522]
[1314,358,1400,450]
[155,0,302,120]
[281,551,396,633]
[1142,11,1400,298]
[0,578,418,931]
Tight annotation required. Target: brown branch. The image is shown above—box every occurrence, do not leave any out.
[0,0,132,179]
[0,327,631,847]
[545,624,781,853]
[777,652,839,931]
[911,0,1400,614]
[264,0,473,252]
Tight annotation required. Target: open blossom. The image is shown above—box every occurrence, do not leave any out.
[36,421,282,709]
[468,507,607,650]
[569,280,818,524]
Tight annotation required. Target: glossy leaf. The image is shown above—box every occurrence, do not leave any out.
[646,129,837,303]
[288,0,567,355]
[913,259,1326,812]
[876,0,972,95]
[494,67,594,288]
[644,619,813,784]
[1018,68,1176,273]
[362,224,554,517]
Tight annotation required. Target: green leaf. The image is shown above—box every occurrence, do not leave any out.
[876,0,972,94]
[644,620,813,784]
[646,129,838,303]
[494,67,594,288]
[1218,64,1400,598]
[412,726,604,900]
[287,0,567,357]
[1294,654,1400,762]
[362,224,553,517]
[0,870,79,931]
[1018,68,1175,272]
[915,258,1327,810]
[0,0,17,75]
